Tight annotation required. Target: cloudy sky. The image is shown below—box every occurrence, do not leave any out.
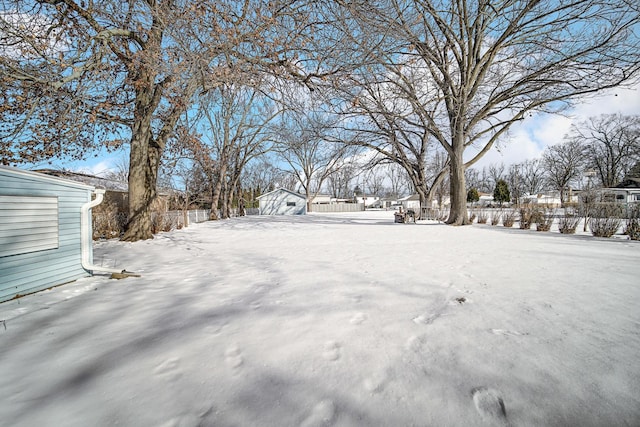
[470,85,640,169]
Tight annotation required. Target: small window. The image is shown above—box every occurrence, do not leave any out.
[286,201,296,207]
[616,194,624,200]
[634,194,640,201]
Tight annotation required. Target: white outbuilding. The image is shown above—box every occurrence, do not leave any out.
[257,188,307,215]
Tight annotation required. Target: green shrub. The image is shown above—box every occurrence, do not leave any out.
[467,188,480,203]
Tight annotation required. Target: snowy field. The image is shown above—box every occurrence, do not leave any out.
[1,211,639,427]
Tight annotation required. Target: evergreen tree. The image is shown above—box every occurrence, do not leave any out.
[467,188,480,204]
[493,180,510,206]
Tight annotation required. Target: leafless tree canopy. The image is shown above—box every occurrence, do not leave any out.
[2,0,639,238]
[332,0,640,224]
[570,114,640,187]
[542,138,586,204]
[1,0,333,240]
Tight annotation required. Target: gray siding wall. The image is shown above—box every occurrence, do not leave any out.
[259,191,306,215]
[0,168,93,302]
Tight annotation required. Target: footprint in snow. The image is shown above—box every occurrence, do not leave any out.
[300,400,335,427]
[413,313,439,325]
[491,329,526,337]
[349,312,367,325]
[158,405,215,427]
[472,387,508,426]
[225,345,244,370]
[204,323,226,336]
[363,370,388,394]
[322,341,341,361]
[405,335,423,351]
[153,357,182,382]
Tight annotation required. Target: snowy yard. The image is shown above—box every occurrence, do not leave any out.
[1,211,639,427]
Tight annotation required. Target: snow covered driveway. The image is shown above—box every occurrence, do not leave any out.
[1,212,639,426]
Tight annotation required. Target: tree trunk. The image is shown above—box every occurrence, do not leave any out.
[210,162,227,220]
[122,85,159,242]
[414,182,428,220]
[223,184,234,218]
[425,167,449,219]
[446,149,470,225]
[306,187,313,213]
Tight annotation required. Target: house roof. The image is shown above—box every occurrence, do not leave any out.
[256,187,307,200]
[34,169,128,192]
[615,178,640,189]
[1,165,95,191]
[33,168,173,195]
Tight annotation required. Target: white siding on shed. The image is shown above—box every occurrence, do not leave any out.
[0,166,94,302]
[257,188,307,215]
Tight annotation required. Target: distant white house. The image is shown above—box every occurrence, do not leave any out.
[400,194,421,211]
[521,190,580,207]
[608,188,640,203]
[378,196,401,209]
[353,194,380,208]
[310,194,332,204]
[521,193,562,207]
[606,178,640,203]
[257,188,307,215]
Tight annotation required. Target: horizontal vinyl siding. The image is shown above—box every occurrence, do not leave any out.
[0,196,59,257]
[1,254,82,290]
[259,191,307,215]
[0,167,93,302]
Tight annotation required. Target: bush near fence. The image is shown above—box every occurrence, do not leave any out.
[92,208,212,240]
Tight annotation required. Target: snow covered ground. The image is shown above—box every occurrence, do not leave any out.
[1,211,639,427]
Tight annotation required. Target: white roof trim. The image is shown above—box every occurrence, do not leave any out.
[0,165,96,191]
[256,187,307,200]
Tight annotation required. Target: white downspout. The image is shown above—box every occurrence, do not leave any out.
[81,189,126,274]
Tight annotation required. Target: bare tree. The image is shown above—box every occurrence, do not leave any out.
[428,150,449,208]
[518,159,547,196]
[274,106,351,211]
[488,163,506,195]
[542,139,586,205]
[326,161,357,198]
[335,0,640,224]
[572,114,640,187]
[192,83,278,219]
[364,167,387,198]
[335,54,446,211]
[1,0,333,240]
[242,157,283,196]
[103,156,130,184]
[465,168,483,193]
[506,164,524,205]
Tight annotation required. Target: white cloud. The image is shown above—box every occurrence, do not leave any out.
[472,84,640,169]
[76,158,118,177]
